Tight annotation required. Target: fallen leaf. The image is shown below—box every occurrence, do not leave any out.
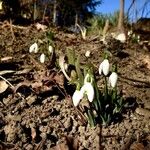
[31,127,36,141]
[50,142,69,150]
[130,142,145,150]
[0,80,9,93]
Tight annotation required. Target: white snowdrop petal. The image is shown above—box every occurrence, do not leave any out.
[98,62,103,75]
[29,43,38,53]
[40,53,45,63]
[29,44,35,53]
[85,50,90,57]
[109,72,118,88]
[48,45,53,53]
[102,59,110,76]
[99,59,110,76]
[87,83,94,102]
[72,90,83,107]
[81,82,94,102]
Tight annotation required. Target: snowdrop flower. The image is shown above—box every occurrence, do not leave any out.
[72,90,83,107]
[137,35,140,42]
[29,43,38,53]
[127,30,132,36]
[81,82,94,102]
[132,33,136,38]
[85,50,91,58]
[48,45,53,53]
[40,53,46,63]
[109,72,118,88]
[99,59,110,76]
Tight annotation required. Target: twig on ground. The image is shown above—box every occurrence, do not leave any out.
[0,75,14,88]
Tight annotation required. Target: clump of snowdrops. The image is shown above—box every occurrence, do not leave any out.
[29,42,54,64]
[29,31,55,64]
[128,30,140,43]
[60,49,125,126]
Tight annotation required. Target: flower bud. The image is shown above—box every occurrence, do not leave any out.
[99,59,110,76]
[40,53,45,63]
[109,72,118,88]
[72,90,83,107]
[48,45,53,53]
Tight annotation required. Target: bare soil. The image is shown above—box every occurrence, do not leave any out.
[0,21,150,150]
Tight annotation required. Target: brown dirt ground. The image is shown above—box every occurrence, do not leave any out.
[0,21,150,150]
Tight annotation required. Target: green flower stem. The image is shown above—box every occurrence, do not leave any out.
[112,86,117,104]
[93,79,101,112]
[87,109,96,127]
[104,76,108,101]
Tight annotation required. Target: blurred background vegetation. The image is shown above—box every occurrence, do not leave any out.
[0,0,149,35]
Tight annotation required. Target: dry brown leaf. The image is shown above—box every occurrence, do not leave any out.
[50,142,69,150]
[53,73,65,88]
[50,136,79,150]
[130,143,145,150]
[31,127,36,141]
[0,80,9,93]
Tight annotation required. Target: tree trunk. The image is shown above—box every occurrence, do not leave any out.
[118,0,124,32]
[53,0,57,25]
[75,13,78,26]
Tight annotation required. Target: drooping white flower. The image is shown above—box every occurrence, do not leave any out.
[40,53,46,63]
[109,72,118,88]
[137,35,140,42]
[127,30,133,36]
[29,43,38,53]
[99,59,110,76]
[72,90,83,107]
[48,45,53,53]
[81,82,94,102]
[85,50,91,58]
